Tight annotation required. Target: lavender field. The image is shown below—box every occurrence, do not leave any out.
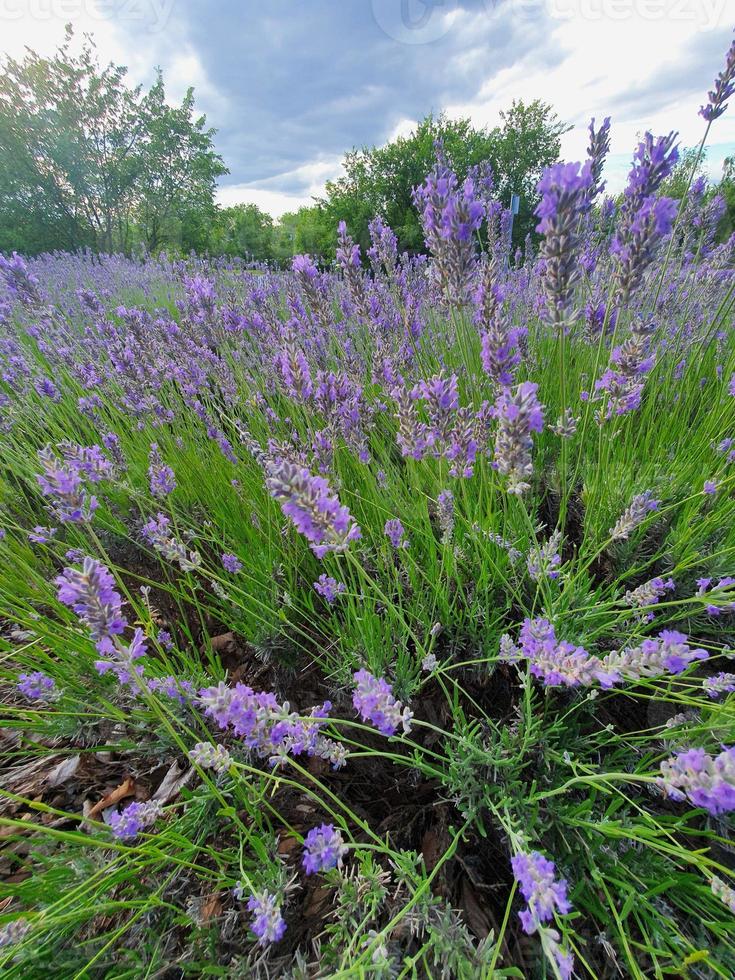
[1,36,735,980]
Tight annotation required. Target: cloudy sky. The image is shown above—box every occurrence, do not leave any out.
[2,0,734,216]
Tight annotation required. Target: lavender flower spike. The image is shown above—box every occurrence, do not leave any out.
[56,557,127,651]
[246,891,287,945]
[302,823,348,875]
[266,458,361,558]
[108,800,163,841]
[511,850,571,933]
[535,161,593,324]
[353,669,413,736]
[701,33,735,121]
[17,671,57,701]
[609,490,659,540]
[659,746,735,815]
[493,382,544,495]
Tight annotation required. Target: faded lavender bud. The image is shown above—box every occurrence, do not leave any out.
[609,490,659,540]
[436,489,455,544]
[189,741,232,772]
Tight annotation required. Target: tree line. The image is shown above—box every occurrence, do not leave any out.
[3,31,734,263]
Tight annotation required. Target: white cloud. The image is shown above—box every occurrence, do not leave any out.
[216,154,345,217]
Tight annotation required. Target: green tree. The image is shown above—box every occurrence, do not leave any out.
[136,73,227,252]
[0,28,226,255]
[209,203,275,261]
[309,105,568,259]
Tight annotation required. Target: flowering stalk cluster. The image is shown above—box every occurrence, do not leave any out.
[594,319,657,418]
[501,619,707,688]
[197,681,346,769]
[535,161,593,325]
[413,142,484,305]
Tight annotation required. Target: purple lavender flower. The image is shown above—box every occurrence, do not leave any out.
[697,576,735,616]
[95,627,147,685]
[493,382,544,495]
[147,674,193,702]
[704,480,718,495]
[148,443,176,498]
[704,673,735,699]
[367,216,398,278]
[157,629,174,650]
[35,377,60,402]
[352,669,413,736]
[0,252,40,306]
[221,553,243,574]
[108,800,163,841]
[511,850,571,933]
[56,557,127,651]
[266,459,361,559]
[535,161,593,323]
[659,746,735,815]
[28,526,57,544]
[384,518,409,550]
[17,671,57,701]
[612,196,678,303]
[313,574,346,604]
[609,490,659,540]
[246,891,286,945]
[413,142,484,304]
[624,576,674,610]
[197,682,345,769]
[302,823,348,875]
[37,446,98,523]
[701,34,735,121]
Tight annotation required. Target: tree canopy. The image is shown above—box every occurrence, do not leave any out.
[0,28,226,255]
